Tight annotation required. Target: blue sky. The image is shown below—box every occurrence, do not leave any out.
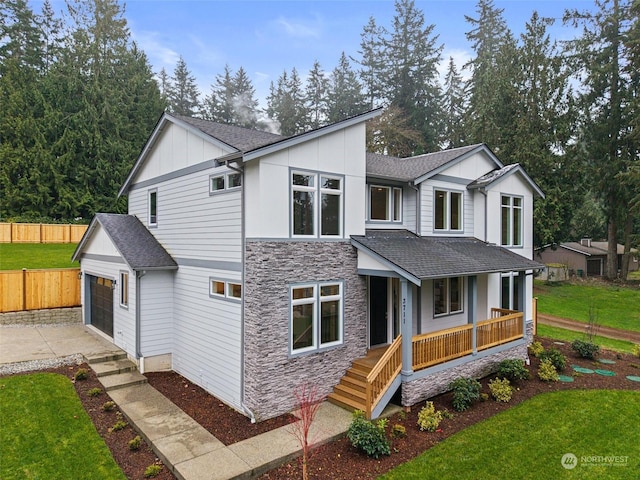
[41,0,595,105]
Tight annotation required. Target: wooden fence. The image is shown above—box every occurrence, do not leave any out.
[0,223,88,243]
[0,268,81,312]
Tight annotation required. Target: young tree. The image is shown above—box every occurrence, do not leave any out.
[326,52,368,124]
[168,56,201,116]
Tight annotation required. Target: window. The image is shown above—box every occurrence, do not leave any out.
[291,171,343,237]
[434,277,463,316]
[210,278,241,301]
[148,190,157,226]
[501,273,520,310]
[434,190,462,231]
[119,272,128,308]
[501,195,523,246]
[210,172,242,194]
[369,185,402,222]
[291,282,343,354]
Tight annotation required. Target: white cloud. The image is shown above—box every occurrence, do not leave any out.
[131,29,180,72]
[273,15,323,39]
[438,47,473,83]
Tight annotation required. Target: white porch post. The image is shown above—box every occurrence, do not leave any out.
[400,278,413,376]
[468,275,477,354]
[519,270,527,334]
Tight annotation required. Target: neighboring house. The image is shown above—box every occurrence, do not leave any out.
[73,110,544,421]
[535,239,639,277]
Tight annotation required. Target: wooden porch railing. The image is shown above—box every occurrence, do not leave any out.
[412,324,473,371]
[365,335,402,419]
[477,312,524,351]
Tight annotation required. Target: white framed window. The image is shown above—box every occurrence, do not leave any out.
[368,185,402,222]
[148,189,158,226]
[291,282,343,354]
[210,172,242,194]
[433,277,463,316]
[291,171,343,238]
[501,195,523,247]
[434,189,462,231]
[119,272,129,308]
[501,273,520,310]
[210,278,241,302]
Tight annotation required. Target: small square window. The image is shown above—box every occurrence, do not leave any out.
[228,173,242,188]
[211,280,225,296]
[210,175,225,192]
[228,283,242,299]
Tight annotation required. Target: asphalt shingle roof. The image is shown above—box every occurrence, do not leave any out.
[174,114,285,152]
[351,230,544,280]
[366,144,484,182]
[467,163,520,189]
[94,213,177,270]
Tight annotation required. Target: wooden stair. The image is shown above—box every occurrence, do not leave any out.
[328,347,388,413]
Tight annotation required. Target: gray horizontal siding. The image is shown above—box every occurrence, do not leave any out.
[140,271,174,356]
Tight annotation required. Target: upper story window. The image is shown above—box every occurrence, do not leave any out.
[148,189,157,226]
[434,277,463,316]
[501,195,523,247]
[434,189,462,231]
[210,172,242,194]
[291,171,343,237]
[369,185,402,222]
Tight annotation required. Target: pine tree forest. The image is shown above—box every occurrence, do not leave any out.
[1,0,638,274]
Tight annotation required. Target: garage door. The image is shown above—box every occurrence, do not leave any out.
[89,276,114,337]
[587,259,602,276]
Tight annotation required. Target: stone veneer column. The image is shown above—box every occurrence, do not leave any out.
[243,240,367,420]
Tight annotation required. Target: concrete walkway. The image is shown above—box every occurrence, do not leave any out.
[0,324,353,480]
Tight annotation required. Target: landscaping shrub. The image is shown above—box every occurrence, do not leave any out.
[528,341,544,357]
[417,401,443,432]
[449,377,481,412]
[111,420,128,432]
[87,387,102,397]
[391,424,406,438]
[128,436,142,451]
[74,368,88,381]
[496,359,530,383]
[489,378,513,402]
[538,358,559,382]
[539,347,566,371]
[347,410,390,458]
[571,339,600,359]
[102,401,116,412]
[144,464,162,478]
[632,344,640,359]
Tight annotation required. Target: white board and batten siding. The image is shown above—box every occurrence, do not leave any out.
[244,123,367,238]
[80,227,136,357]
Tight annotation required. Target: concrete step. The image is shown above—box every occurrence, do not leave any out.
[85,352,128,364]
[98,370,148,391]
[92,358,137,377]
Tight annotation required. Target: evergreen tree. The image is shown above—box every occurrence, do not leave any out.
[168,56,200,116]
[326,52,368,124]
[37,0,64,73]
[203,64,234,123]
[305,60,328,129]
[266,68,307,136]
[442,57,467,148]
[354,16,386,110]
[366,105,424,157]
[232,66,259,128]
[157,66,171,107]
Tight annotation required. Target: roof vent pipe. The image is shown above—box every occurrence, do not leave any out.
[581,238,592,248]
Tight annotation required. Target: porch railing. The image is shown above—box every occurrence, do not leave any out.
[365,335,402,419]
[477,311,524,351]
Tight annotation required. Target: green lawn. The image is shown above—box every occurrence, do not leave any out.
[380,390,640,480]
[536,324,636,354]
[0,243,79,270]
[535,281,640,332]
[0,373,125,480]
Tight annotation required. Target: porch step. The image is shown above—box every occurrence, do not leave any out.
[85,352,128,364]
[333,383,367,404]
[98,370,148,392]
[91,358,138,377]
[327,392,367,413]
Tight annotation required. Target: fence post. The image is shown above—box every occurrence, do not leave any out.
[22,268,27,310]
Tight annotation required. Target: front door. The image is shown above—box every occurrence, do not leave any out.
[369,277,388,347]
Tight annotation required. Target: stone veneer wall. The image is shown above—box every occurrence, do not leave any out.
[402,321,534,407]
[0,307,82,326]
[243,240,367,420]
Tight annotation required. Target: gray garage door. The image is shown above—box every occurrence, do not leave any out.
[89,275,114,337]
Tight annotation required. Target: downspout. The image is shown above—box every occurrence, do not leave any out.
[480,188,488,242]
[408,181,420,236]
[234,161,257,424]
[135,270,146,364]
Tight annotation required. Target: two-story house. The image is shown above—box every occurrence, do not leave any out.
[73,109,544,421]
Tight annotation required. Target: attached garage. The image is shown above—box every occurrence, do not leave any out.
[88,275,114,337]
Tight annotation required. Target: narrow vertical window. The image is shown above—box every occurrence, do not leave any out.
[292,286,316,351]
[320,284,342,346]
[393,188,402,222]
[320,177,341,236]
[434,278,447,315]
[119,272,128,308]
[501,195,523,247]
[149,190,157,226]
[434,190,446,230]
[450,192,462,230]
[370,186,390,220]
[292,173,315,236]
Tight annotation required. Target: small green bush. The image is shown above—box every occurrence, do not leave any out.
[144,464,162,478]
[538,358,559,382]
[489,378,513,402]
[111,420,128,432]
[102,401,116,412]
[571,339,600,359]
[391,424,406,438]
[632,344,640,359]
[87,387,102,397]
[480,392,489,402]
[441,408,454,419]
[539,347,566,371]
[496,359,530,383]
[417,401,443,432]
[528,341,544,357]
[347,410,390,458]
[74,368,88,381]
[449,377,481,412]
[128,435,142,451]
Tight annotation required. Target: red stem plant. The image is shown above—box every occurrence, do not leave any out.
[289,383,324,480]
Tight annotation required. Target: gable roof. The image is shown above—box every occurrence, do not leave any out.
[365,144,497,183]
[468,163,545,198]
[352,230,543,285]
[72,213,177,271]
[542,241,633,257]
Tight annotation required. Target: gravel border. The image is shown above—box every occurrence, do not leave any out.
[0,354,84,376]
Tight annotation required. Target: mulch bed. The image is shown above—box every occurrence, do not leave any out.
[5,337,640,479]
